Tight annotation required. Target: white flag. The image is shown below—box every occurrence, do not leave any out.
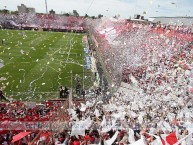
[69,89,73,109]
[71,121,85,137]
[80,103,87,112]
[129,138,146,145]
[128,128,135,144]
[94,108,100,117]
[104,131,119,145]
[174,132,193,145]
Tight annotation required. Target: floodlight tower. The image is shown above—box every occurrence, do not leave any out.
[45,0,48,14]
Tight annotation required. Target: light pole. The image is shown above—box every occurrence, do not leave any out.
[45,0,48,14]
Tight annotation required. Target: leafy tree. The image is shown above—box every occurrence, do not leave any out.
[113,14,120,19]
[0,9,9,14]
[64,13,70,17]
[36,12,44,15]
[73,10,79,16]
[49,9,55,14]
[91,16,96,19]
[69,12,74,16]
[85,14,89,18]
[113,15,118,19]
[98,14,103,19]
[10,11,18,14]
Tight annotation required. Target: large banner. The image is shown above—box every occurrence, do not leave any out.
[85,56,92,69]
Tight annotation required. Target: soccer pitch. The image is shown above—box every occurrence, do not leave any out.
[0,29,93,101]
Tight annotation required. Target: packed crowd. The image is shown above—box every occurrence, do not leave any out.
[91,18,193,88]
[0,95,192,144]
[0,99,66,144]
[0,13,84,31]
[41,88,193,145]
[1,18,193,144]
[82,18,193,144]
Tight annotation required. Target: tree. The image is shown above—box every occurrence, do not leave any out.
[84,14,89,18]
[73,10,79,16]
[113,15,118,19]
[91,16,96,19]
[98,14,103,19]
[10,11,18,14]
[0,9,9,14]
[36,12,44,15]
[64,13,70,17]
[113,14,120,19]
[69,12,74,16]
[49,9,55,15]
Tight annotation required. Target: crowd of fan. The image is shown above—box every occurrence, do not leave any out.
[0,99,66,144]
[92,19,193,87]
[0,19,193,144]
[0,13,84,31]
[0,80,192,143]
[71,19,193,145]
[49,90,193,145]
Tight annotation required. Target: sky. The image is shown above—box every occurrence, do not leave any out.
[0,0,193,19]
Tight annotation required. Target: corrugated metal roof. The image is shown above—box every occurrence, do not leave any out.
[149,17,193,26]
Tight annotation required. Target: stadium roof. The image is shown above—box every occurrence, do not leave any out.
[150,16,193,18]
[149,17,193,26]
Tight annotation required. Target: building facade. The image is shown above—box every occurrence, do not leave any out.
[17,4,35,13]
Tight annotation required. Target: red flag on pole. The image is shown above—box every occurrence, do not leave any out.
[166,132,178,145]
[11,131,31,143]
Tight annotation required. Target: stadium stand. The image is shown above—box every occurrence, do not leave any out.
[1,16,193,144]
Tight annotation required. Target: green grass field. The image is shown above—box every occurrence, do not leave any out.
[0,29,93,101]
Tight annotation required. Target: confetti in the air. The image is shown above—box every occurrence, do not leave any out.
[20,49,24,54]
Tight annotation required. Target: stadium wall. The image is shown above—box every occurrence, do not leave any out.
[86,25,115,96]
